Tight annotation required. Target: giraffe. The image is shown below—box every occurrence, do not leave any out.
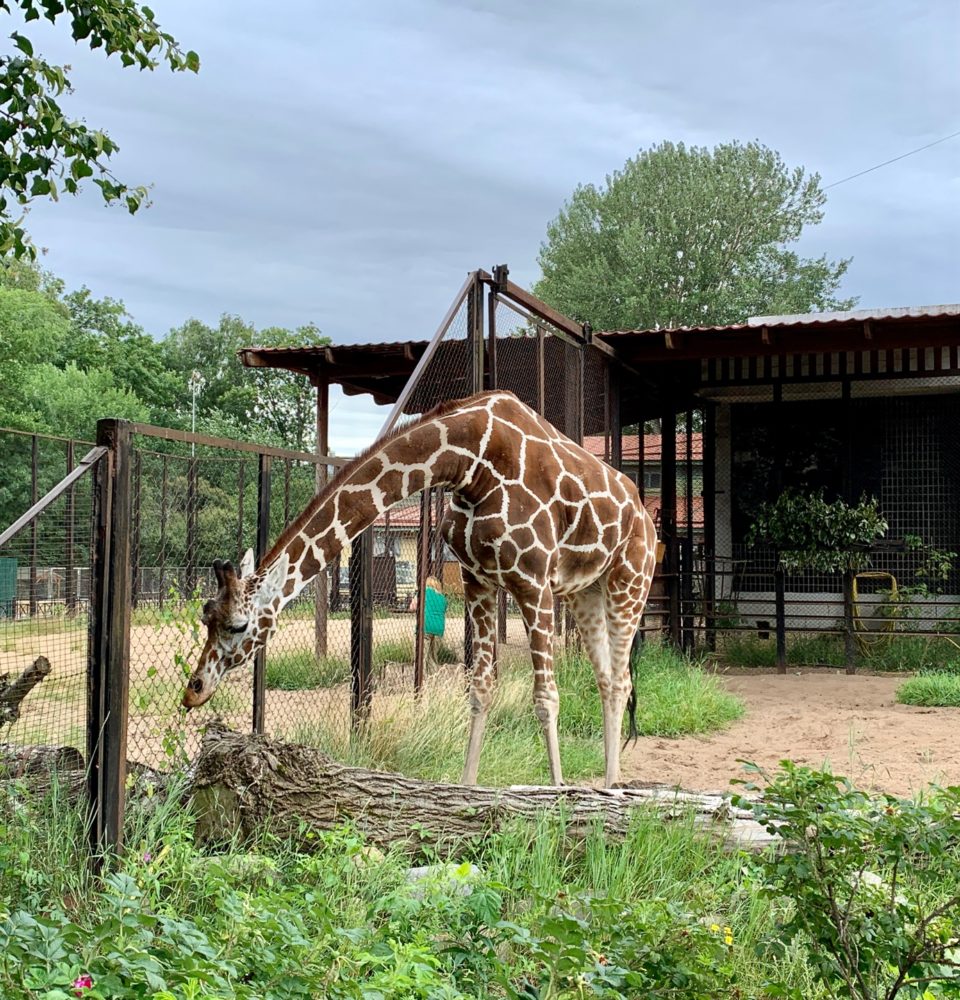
[181,390,658,787]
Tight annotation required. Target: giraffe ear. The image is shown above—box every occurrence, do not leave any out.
[239,548,255,579]
[256,552,289,606]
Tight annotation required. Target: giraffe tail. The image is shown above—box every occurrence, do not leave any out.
[622,629,642,749]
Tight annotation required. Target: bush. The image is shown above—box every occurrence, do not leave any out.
[735,762,960,1000]
[265,650,349,690]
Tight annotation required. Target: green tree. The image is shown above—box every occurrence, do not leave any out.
[0,283,69,427]
[162,316,327,451]
[20,361,150,439]
[0,0,198,258]
[536,140,855,331]
[62,286,178,413]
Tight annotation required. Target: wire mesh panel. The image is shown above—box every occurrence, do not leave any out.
[0,430,97,768]
[689,362,960,668]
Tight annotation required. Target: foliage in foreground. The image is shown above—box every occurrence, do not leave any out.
[2,762,959,999]
[735,762,960,1000]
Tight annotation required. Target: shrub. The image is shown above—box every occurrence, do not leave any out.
[735,762,960,1000]
[896,671,960,707]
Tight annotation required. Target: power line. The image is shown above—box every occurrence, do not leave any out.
[824,129,960,189]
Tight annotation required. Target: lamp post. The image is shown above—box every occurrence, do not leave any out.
[188,370,205,455]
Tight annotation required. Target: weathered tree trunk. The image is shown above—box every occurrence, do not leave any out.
[0,656,52,727]
[191,728,775,853]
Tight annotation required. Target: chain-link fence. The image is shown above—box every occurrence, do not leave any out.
[0,429,98,770]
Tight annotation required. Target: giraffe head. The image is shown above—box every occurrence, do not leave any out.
[180,548,289,709]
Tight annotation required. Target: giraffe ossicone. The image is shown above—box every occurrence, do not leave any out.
[181,390,657,787]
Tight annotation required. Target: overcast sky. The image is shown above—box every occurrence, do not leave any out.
[18,0,960,453]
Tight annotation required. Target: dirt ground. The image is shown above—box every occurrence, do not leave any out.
[619,667,960,798]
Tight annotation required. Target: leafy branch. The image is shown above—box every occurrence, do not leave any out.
[0,0,199,257]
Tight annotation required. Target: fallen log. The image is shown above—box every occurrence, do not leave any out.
[191,728,777,853]
[0,656,52,727]
[0,742,84,777]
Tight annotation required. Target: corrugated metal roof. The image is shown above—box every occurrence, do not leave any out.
[597,304,960,340]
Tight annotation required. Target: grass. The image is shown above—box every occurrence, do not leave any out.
[372,636,458,668]
[265,650,351,690]
[0,771,822,1000]
[720,631,960,672]
[293,642,744,786]
[896,671,960,707]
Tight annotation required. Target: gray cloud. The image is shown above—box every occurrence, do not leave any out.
[16,0,960,452]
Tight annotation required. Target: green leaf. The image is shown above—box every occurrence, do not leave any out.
[12,33,34,57]
[186,49,200,73]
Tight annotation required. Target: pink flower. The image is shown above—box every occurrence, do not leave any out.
[143,851,153,863]
[73,973,94,996]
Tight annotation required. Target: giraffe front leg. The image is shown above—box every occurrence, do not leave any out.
[518,586,562,785]
[461,570,498,785]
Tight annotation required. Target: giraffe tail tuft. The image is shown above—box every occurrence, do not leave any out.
[622,629,641,749]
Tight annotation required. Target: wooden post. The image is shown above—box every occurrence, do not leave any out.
[350,528,373,727]
[252,454,271,734]
[314,378,329,659]
[88,419,133,864]
[464,274,483,673]
[131,450,141,610]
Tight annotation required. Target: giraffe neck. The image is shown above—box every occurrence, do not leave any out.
[252,411,478,613]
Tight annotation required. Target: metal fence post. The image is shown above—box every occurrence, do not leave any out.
[413,489,431,694]
[350,528,373,728]
[29,434,38,617]
[252,453,271,734]
[65,440,77,617]
[87,418,133,864]
[185,455,198,598]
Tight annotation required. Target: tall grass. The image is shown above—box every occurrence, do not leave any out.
[294,642,743,785]
[264,649,350,690]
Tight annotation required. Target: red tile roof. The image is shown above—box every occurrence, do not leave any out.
[582,433,703,462]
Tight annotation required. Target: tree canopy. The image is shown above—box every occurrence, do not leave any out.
[0,0,198,257]
[0,258,327,448]
[536,140,855,331]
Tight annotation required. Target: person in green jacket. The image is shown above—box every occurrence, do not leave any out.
[411,575,447,668]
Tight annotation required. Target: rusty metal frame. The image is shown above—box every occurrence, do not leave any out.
[379,271,477,439]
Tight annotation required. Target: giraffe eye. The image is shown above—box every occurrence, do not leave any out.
[227,621,248,635]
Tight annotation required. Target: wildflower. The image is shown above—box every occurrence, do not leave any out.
[723,925,734,946]
[709,923,720,933]
[143,851,153,863]
[73,973,94,996]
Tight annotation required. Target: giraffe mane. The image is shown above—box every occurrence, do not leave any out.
[258,390,515,570]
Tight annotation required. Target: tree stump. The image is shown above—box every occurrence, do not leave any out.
[0,656,52,727]
[191,727,776,853]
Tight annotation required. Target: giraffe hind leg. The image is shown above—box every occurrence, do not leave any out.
[461,570,498,785]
